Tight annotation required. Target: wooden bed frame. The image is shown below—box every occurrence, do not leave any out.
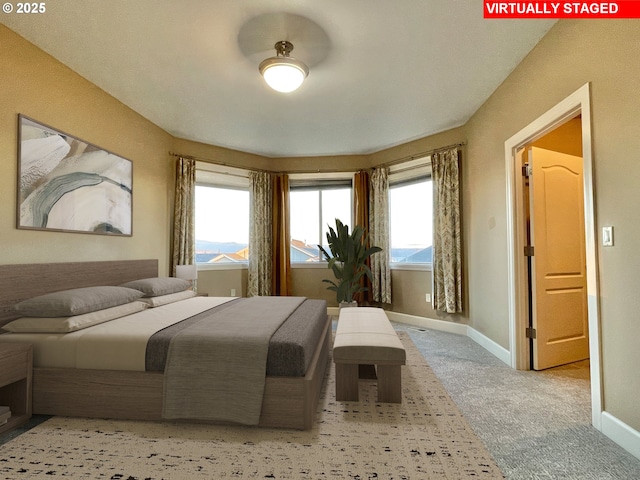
[0,259,331,430]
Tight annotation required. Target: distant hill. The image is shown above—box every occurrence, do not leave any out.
[391,246,432,263]
[195,240,248,253]
[195,240,432,264]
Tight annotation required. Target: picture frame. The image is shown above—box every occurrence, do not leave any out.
[17,115,133,236]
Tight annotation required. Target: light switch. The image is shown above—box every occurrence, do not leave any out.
[602,226,614,247]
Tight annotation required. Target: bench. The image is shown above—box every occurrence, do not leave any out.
[333,307,406,403]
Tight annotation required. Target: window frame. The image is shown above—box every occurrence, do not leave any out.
[194,162,251,270]
[289,172,354,265]
[388,156,433,271]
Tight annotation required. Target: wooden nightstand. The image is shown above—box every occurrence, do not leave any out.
[0,344,32,435]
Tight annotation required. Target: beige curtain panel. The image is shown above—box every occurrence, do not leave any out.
[369,167,392,304]
[171,157,196,275]
[432,148,463,313]
[248,171,273,297]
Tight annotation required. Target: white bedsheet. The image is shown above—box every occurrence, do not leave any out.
[0,297,235,371]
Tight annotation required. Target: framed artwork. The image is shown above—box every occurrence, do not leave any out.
[17,115,132,236]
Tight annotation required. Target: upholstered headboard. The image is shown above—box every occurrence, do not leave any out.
[0,259,158,327]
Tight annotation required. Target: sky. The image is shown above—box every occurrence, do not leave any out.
[195,186,250,244]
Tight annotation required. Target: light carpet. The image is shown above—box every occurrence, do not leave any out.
[0,333,503,479]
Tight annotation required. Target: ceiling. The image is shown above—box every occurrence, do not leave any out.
[2,1,556,158]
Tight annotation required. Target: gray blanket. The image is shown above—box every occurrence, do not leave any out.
[162,296,306,425]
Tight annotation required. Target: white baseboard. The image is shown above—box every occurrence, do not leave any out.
[466,327,511,365]
[601,411,640,461]
[385,311,468,335]
[386,311,511,366]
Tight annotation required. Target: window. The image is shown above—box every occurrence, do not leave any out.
[195,163,250,265]
[388,157,432,265]
[289,175,352,262]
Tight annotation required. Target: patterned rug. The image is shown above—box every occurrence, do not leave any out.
[0,333,504,479]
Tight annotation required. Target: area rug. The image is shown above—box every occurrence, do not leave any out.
[0,333,504,479]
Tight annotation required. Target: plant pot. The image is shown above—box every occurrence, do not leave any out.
[339,301,358,309]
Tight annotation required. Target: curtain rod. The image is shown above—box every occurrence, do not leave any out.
[170,140,466,175]
[378,141,467,169]
[169,152,272,174]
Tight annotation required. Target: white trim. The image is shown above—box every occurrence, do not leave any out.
[466,327,511,366]
[196,263,247,271]
[386,311,511,365]
[195,161,251,177]
[389,263,432,272]
[601,412,640,461]
[289,171,355,181]
[386,311,468,335]
[195,161,251,188]
[503,83,603,430]
[291,262,329,269]
[388,155,432,183]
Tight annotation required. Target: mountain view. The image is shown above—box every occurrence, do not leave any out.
[196,239,431,264]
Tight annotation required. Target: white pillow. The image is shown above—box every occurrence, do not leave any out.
[3,301,148,333]
[137,289,196,307]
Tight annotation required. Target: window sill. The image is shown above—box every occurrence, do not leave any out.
[197,263,248,271]
[291,262,329,269]
[390,263,432,272]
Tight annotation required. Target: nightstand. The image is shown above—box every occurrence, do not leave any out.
[0,344,32,435]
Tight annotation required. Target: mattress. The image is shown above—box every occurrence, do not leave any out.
[0,296,328,377]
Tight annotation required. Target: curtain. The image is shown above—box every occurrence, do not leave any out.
[248,171,273,296]
[369,167,392,304]
[432,147,463,313]
[171,157,196,275]
[353,170,372,304]
[272,173,292,296]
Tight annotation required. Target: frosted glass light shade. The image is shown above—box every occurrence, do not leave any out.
[259,57,309,93]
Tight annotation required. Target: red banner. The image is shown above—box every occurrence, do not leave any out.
[484,1,640,18]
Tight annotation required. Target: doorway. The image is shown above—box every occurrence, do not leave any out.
[504,83,603,430]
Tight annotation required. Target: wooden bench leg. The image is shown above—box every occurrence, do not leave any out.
[376,364,402,403]
[335,363,359,401]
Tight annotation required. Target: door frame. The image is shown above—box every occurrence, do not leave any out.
[504,83,603,429]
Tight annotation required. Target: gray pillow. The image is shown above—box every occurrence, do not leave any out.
[14,286,145,318]
[120,277,191,297]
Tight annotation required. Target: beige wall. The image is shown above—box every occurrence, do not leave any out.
[369,127,466,166]
[0,25,174,274]
[197,268,247,298]
[291,267,337,305]
[172,137,272,172]
[463,20,640,430]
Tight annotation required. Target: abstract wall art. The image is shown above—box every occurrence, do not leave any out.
[17,115,132,236]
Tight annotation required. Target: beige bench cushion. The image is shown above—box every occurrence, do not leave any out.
[334,307,406,365]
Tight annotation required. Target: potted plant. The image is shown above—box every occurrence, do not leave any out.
[318,218,382,308]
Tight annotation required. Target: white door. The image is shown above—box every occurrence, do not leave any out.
[528,146,589,370]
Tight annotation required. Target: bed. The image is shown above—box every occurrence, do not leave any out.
[0,259,331,430]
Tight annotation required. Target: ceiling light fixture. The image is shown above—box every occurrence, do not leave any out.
[259,40,309,93]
